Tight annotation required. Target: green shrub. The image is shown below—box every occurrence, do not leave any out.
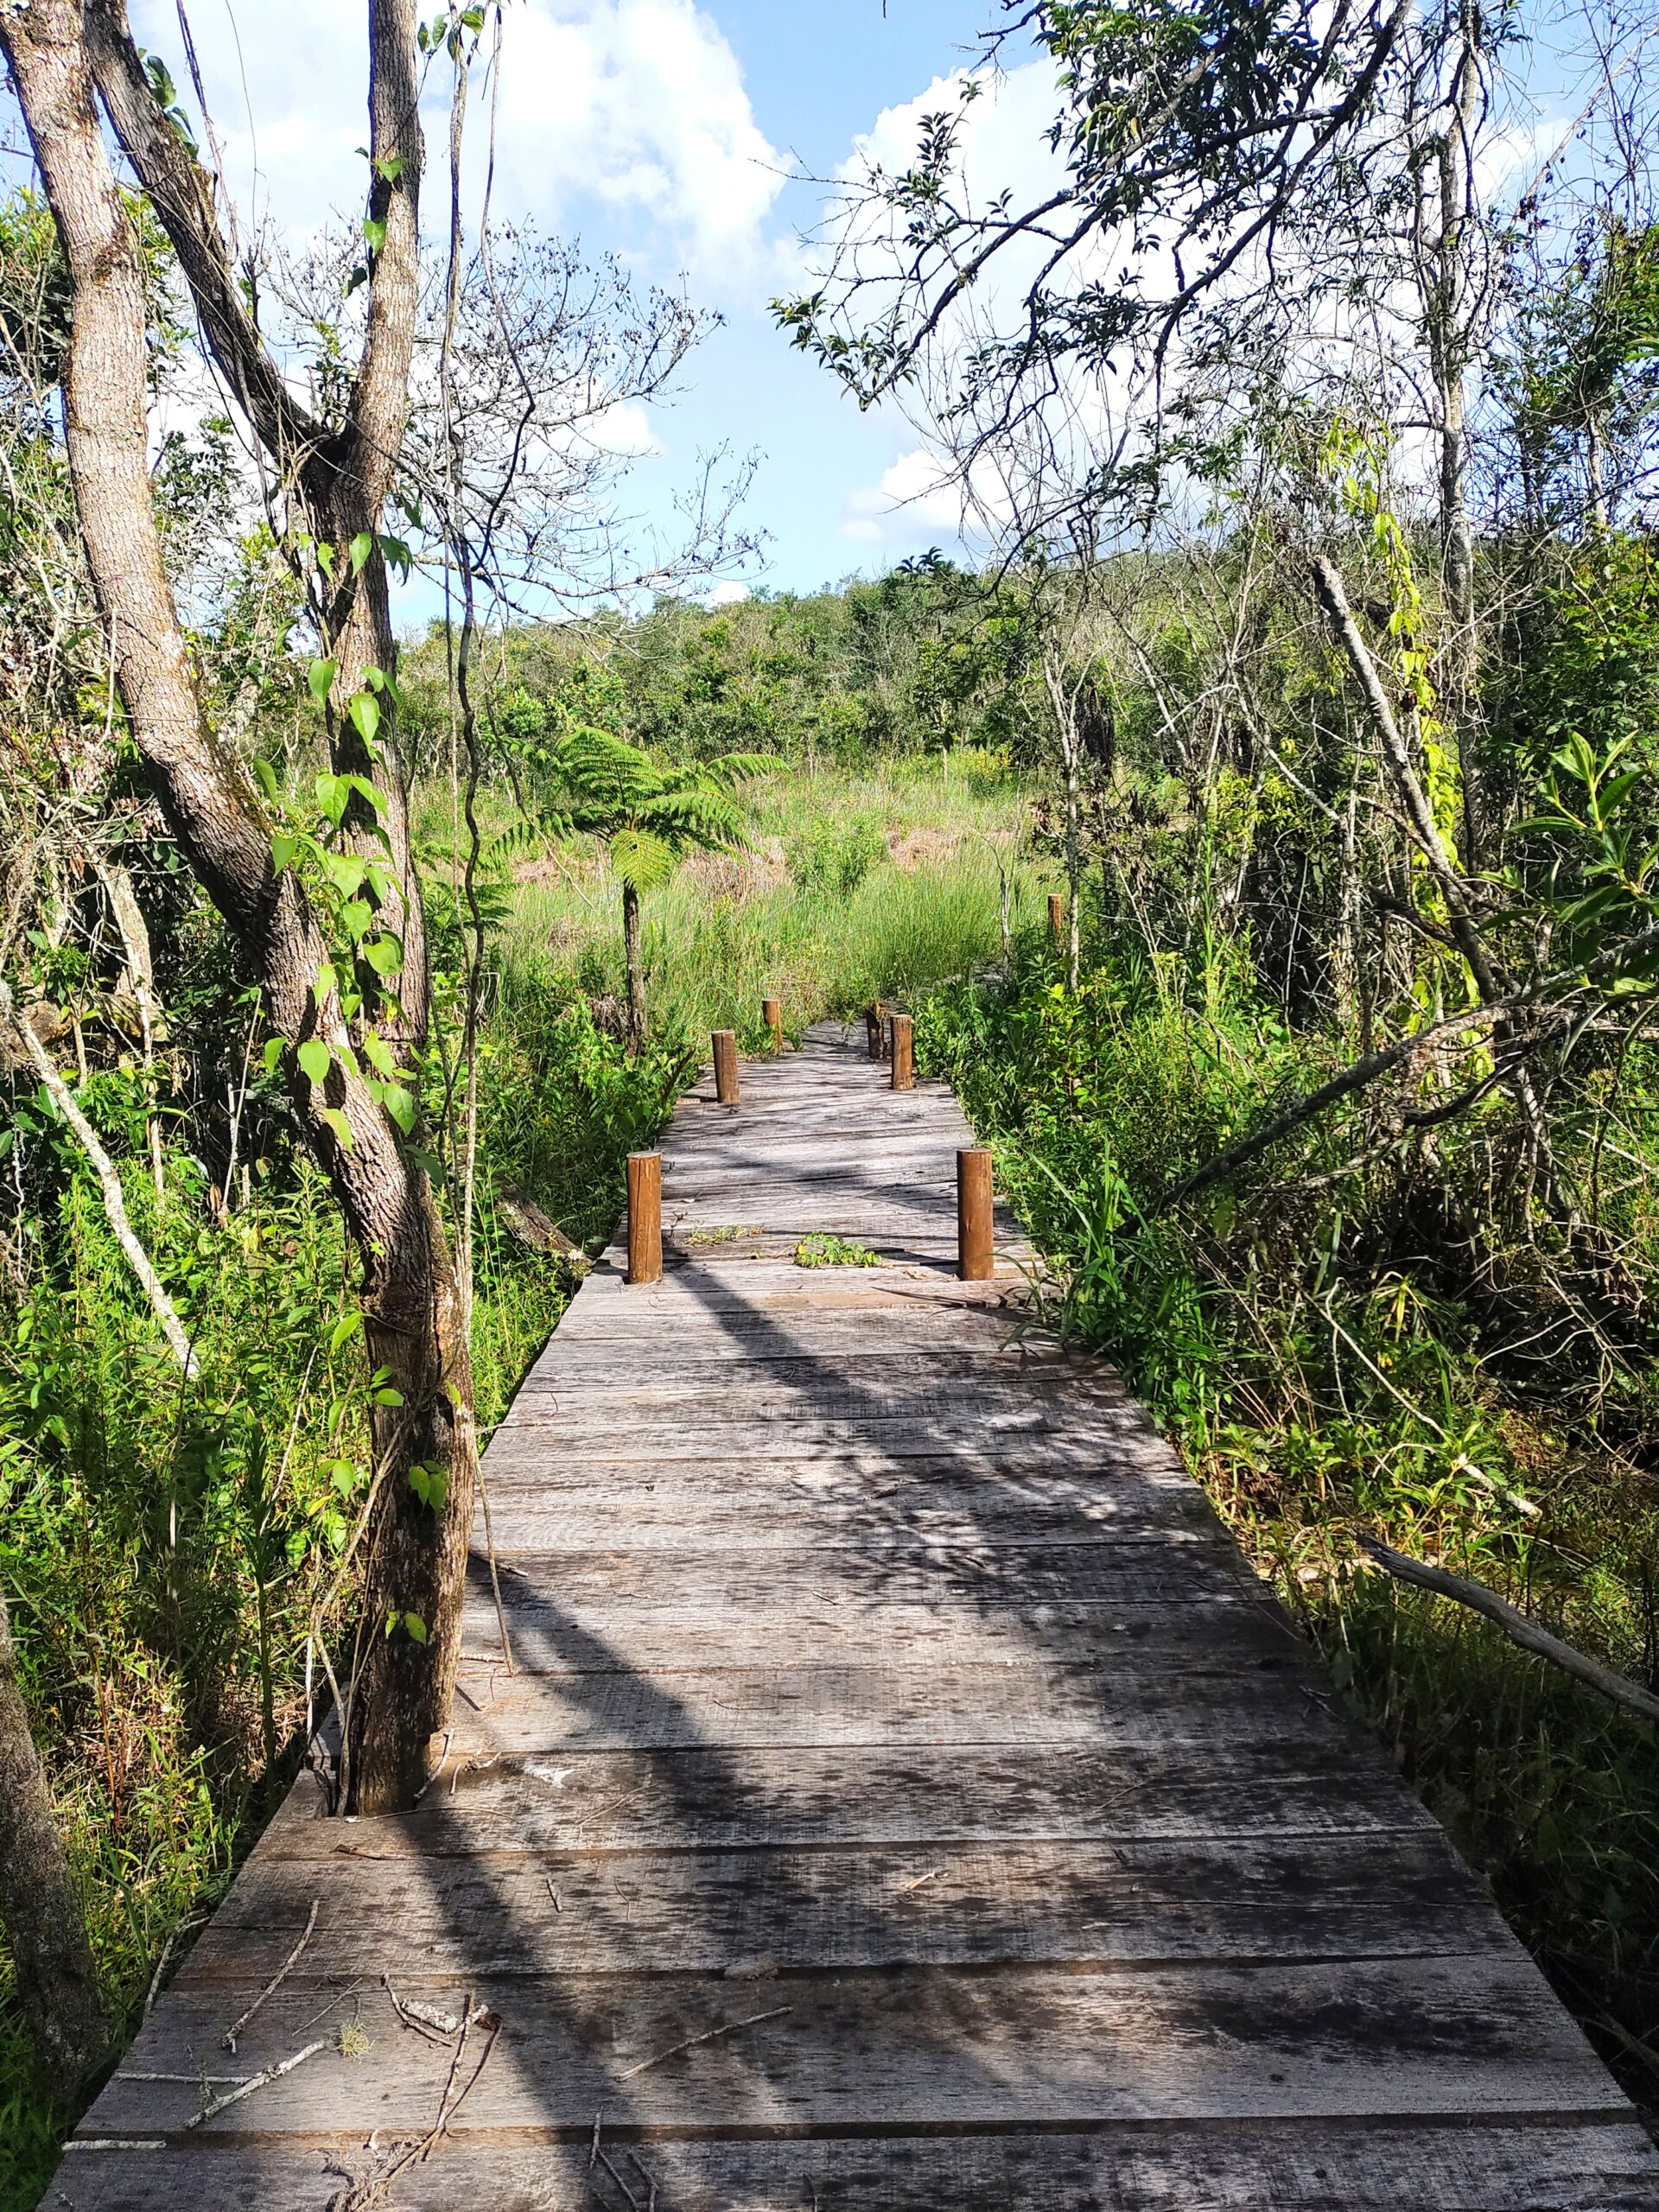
[785,813,887,899]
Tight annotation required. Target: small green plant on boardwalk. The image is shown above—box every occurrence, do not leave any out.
[794,1233,885,1268]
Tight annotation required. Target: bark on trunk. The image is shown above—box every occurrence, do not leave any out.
[1424,0,1484,869]
[0,1582,106,2080]
[1041,650,1084,993]
[3,0,476,1814]
[86,0,429,1051]
[622,881,646,1051]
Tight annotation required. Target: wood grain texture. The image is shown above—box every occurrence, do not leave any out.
[55,1022,1657,2207]
[46,2124,1659,2212]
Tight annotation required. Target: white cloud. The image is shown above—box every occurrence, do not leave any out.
[848,61,1062,219]
[841,447,964,543]
[588,401,662,460]
[840,442,1024,550]
[828,61,1077,554]
[701,579,752,607]
[491,3,784,273]
[135,0,785,283]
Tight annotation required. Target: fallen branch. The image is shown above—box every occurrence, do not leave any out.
[497,1184,585,1264]
[327,2012,501,2211]
[0,976,194,1370]
[1356,1534,1659,1727]
[222,1898,318,2051]
[1150,918,1659,1216]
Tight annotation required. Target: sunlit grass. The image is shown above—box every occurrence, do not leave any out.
[501,756,1050,1049]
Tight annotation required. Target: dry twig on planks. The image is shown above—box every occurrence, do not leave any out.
[222,1898,319,2051]
[188,2039,327,2126]
[327,2009,501,2211]
[617,2004,793,2082]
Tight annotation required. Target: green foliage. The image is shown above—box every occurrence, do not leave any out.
[545,723,765,874]
[401,565,1039,782]
[503,759,1048,1052]
[917,922,1659,2101]
[785,814,887,899]
[794,1233,884,1268]
[0,941,697,2199]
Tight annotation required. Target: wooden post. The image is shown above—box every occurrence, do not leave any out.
[957,1147,994,1281]
[713,1029,741,1105]
[626,1152,662,1285]
[1048,892,1065,944]
[890,1013,914,1091]
[865,1003,887,1060]
[763,997,784,1053]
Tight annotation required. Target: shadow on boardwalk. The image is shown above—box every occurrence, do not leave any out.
[49,1031,1659,2211]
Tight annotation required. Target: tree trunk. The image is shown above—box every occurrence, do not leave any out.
[622,881,646,1051]
[0,1582,105,2081]
[1041,651,1084,993]
[1424,0,1484,869]
[3,0,476,1814]
[86,0,430,1052]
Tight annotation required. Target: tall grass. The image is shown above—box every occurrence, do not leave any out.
[503,757,1046,1049]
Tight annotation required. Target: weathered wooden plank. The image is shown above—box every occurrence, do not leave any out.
[258,1738,1440,1857]
[196,1832,1510,1980]
[84,1955,1622,2138]
[473,1491,1215,1554]
[505,1338,1128,1386]
[549,1267,1023,1315]
[456,1592,1296,1676]
[486,1415,1182,1468]
[528,1306,1048,1349]
[459,1586,1268,1669]
[462,1546,1265,1636]
[505,1363,1129,1414]
[48,2123,1659,2212]
[437,1647,1323,1754]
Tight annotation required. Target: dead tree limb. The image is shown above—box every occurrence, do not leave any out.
[1148,918,1659,1215]
[1357,1534,1659,1728]
[0,975,194,1369]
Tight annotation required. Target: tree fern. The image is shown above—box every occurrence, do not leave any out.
[543,725,769,1044]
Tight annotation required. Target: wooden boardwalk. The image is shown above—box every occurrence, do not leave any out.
[54,1026,1659,2209]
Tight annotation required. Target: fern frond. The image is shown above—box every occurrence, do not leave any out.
[609,827,678,893]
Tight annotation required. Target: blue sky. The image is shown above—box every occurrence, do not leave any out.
[118,0,1055,606]
[48,3,1596,610]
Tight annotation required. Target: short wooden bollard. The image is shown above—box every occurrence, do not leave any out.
[1048,891,1065,944]
[957,1147,994,1281]
[626,1151,662,1285]
[890,1013,914,1090]
[866,1004,887,1061]
[763,997,784,1052]
[713,1029,741,1105]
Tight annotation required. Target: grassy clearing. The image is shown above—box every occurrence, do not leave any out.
[499,757,1046,1049]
